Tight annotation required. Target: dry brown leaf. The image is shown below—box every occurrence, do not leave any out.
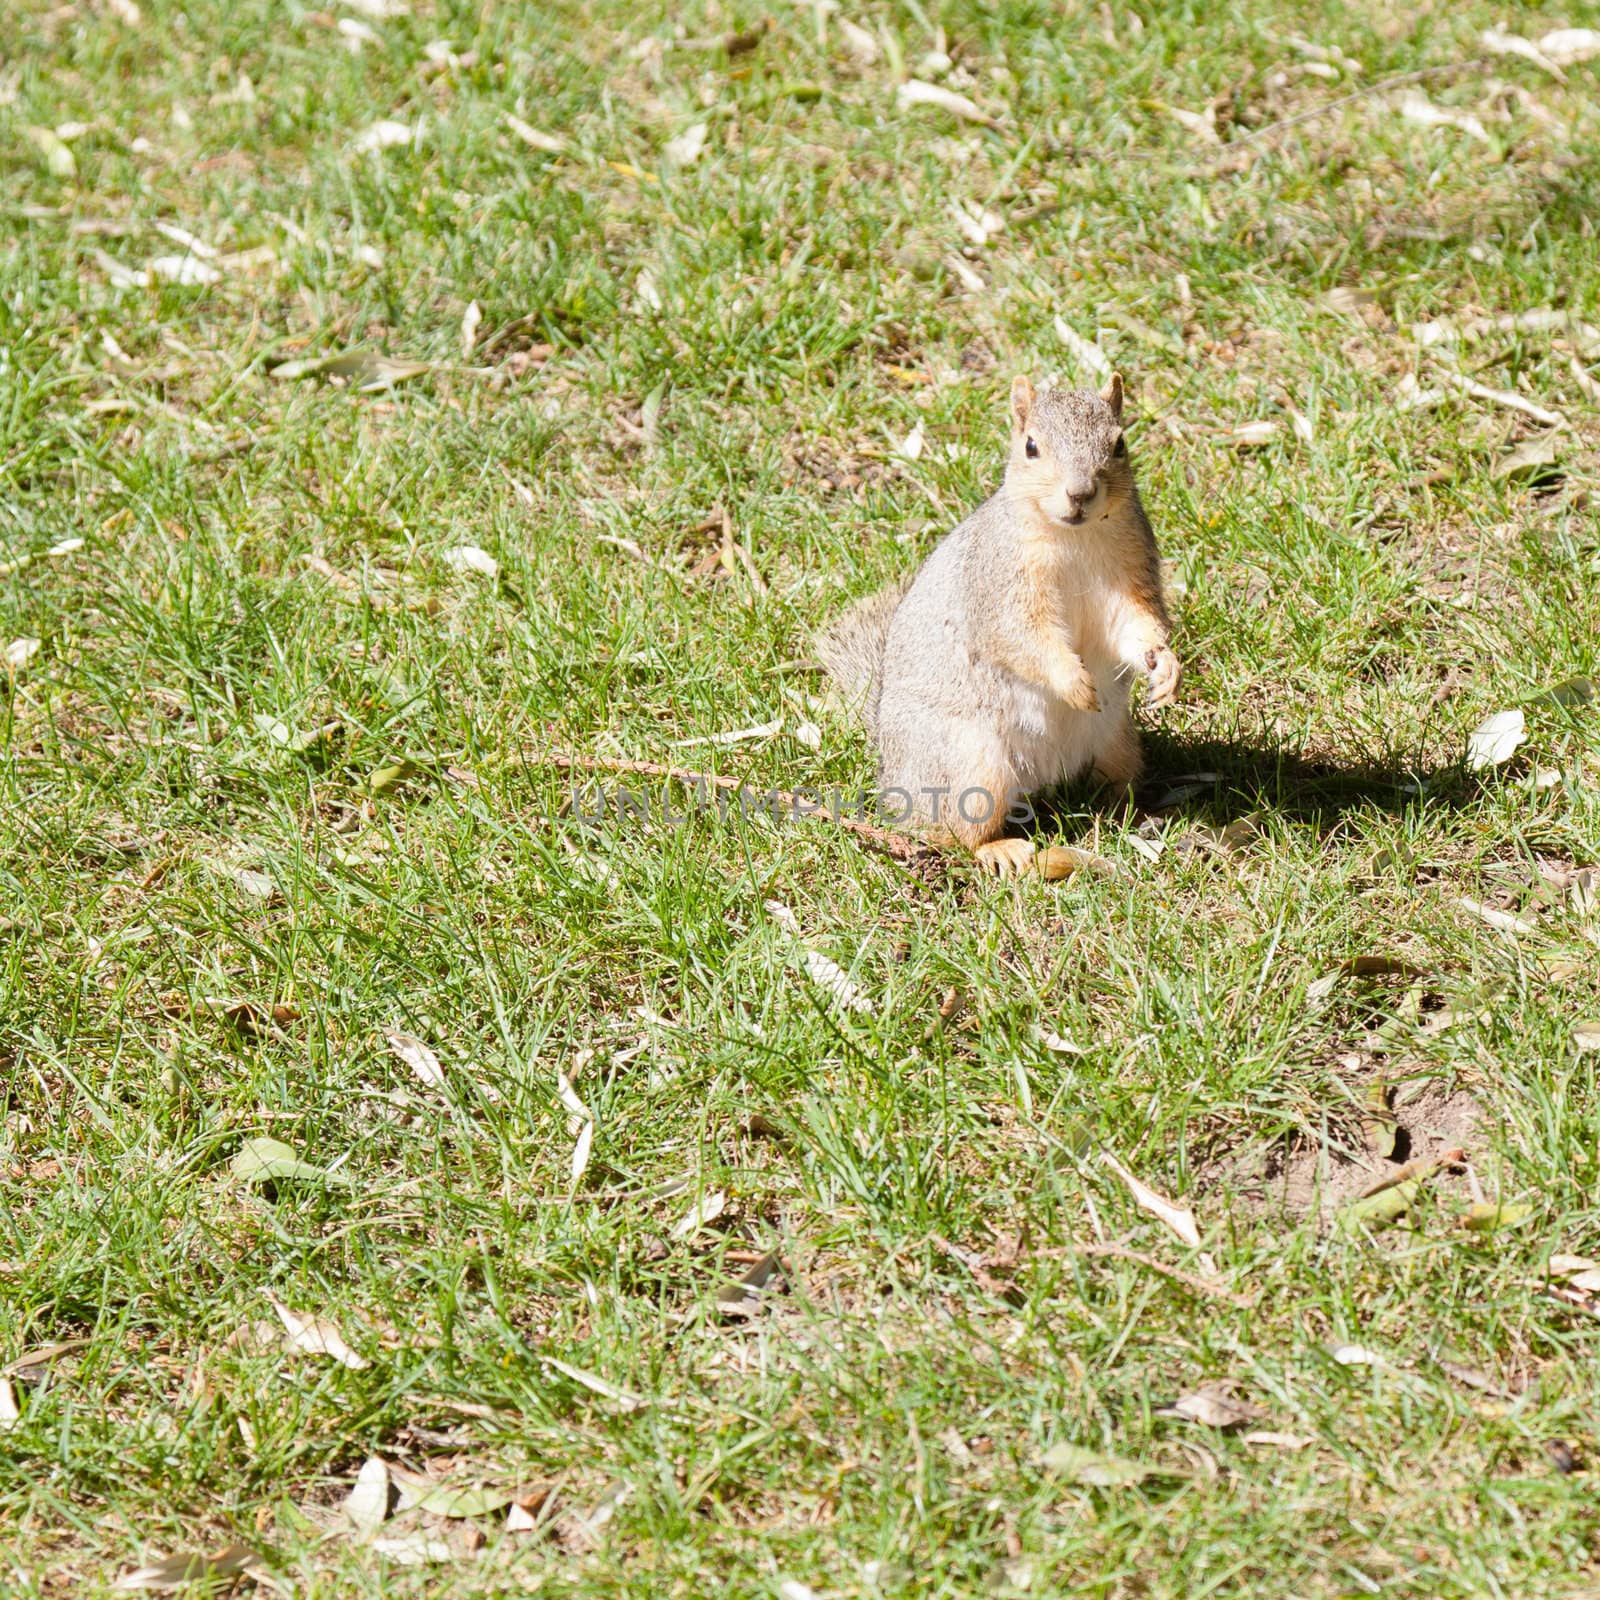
[837,17,879,64]
[354,119,417,154]
[802,948,874,1015]
[1466,708,1527,770]
[383,1029,446,1090]
[1054,316,1112,376]
[896,78,1000,129]
[1456,896,1538,936]
[664,122,708,166]
[1540,27,1600,66]
[543,1356,645,1411]
[442,544,499,578]
[1401,94,1491,144]
[1432,367,1565,427]
[113,1547,263,1591]
[1102,1151,1202,1249]
[5,637,41,672]
[343,1454,391,1537]
[1157,1384,1265,1429]
[672,1189,728,1239]
[267,1295,369,1370]
[368,1535,456,1565]
[570,1118,595,1185]
[505,113,566,153]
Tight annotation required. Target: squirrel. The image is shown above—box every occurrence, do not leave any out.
[816,372,1181,877]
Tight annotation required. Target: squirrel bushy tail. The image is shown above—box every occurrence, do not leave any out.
[814,578,909,736]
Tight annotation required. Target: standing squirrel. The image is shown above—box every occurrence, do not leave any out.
[816,373,1181,876]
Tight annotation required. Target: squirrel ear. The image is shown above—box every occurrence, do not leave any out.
[1010,374,1034,431]
[1100,372,1124,420]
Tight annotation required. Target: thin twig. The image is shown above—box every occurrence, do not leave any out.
[1206,58,1496,163]
[1032,1243,1254,1308]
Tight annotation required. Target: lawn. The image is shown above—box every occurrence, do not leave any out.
[4,0,1600,1594]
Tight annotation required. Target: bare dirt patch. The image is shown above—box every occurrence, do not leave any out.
[1203,1077,1487,1227]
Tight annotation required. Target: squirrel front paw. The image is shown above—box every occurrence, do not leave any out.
[1143,645,1182,709]
[1048,656,1101,713]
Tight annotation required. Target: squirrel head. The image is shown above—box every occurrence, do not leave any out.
[1003,374,1131,530]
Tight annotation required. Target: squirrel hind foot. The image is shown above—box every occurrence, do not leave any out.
[974,838,1039,879]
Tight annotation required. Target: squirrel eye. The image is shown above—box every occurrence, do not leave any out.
[1113,434,1127,458]
[1024,437,1039,459]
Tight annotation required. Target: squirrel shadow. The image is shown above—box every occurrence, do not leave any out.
[1029,727,1460,839]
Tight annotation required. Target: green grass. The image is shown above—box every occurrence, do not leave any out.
[4,0,1600,1593]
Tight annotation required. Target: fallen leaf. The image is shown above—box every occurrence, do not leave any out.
[1053,315,1112,377]
[343,1455,392,1537]
[672,1189,728,1239]
[634,268,664,313]
[1231,420,1280,447]
[1040,1443,1176,1486]
[664,122,708,166]
[715,1248,782,1315]
[270,351,431,391]
[1540,27,1600,66]
[368,1535,456,1565]
[896,78,999,129]
[354,119,417,153]
[1493,433,1561,482]
[145,254,220,286]
[1156,1385,1265,1429]
[1574,1023,1600,1053]
[803,948,874,1016]
[543,1356,645,1410]
[1337,1175,1429,1234]
[1401,93,1491,145]
[1319,287,1377,315]
[4,1340,89,1378]
[383,1029,445,1090]
[26,125,76,177]
[339,16,380,49]
[1432,367,1564,427]
[1243,1430,1313,1450]
[1307,955,1426,1002]
[1466,708,1526,771]
[1102,1151,1202,1249]
[1480,25,1567,79]
[570,1118,595,1185]
[442,545,499,578]
[1456,896,1538,936]
[113,1548,264,1591]
[837,16,879,64]
[1532,676,1595,709]
[1362,1080,1397,1160]
[1460,1201,1534,1233]
[505,113,567,153]
[230,1136,348,1187]
[792,718,822,751]
[1164,103,1219,143]
[391,1470,512,1519]
[5,638,41,672]
[1329,1343,1385,1366]
[267,1295,370,1370]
